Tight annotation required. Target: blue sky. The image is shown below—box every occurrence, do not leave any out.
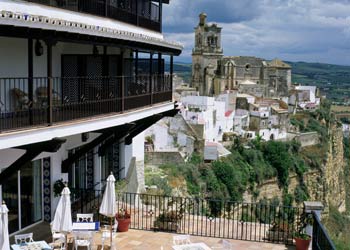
[163,0,350,65]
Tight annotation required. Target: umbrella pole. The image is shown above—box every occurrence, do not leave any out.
[65,233,67,250]
[110,217,113,249]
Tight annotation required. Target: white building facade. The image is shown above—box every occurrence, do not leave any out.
[0,0,182,234]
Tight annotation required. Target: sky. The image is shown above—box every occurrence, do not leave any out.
[163,0,350,66]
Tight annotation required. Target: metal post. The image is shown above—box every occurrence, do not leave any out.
[136,0,139,26]
[170,54,174,91]
[158,53,162,94]
[159,0,162,32]
[150,52,153,105]
[28,38,33,125]
[120,50,125,112]
[47,41,53,125]
[135,50,139,78]
[105,0,108,17]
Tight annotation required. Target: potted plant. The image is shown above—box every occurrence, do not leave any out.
[266,221,293,242]
[115,208,131,232]
[294,212,313,250]
[154,210,181,232]
[53,179,65,197]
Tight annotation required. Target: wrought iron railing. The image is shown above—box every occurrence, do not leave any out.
[312,211,336,250]
[25,0,161,32]
[0,74,172,133]
[69,190,302,245]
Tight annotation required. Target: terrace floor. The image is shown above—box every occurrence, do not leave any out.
[11,222,295,250]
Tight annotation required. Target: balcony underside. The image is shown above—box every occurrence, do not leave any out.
[0,24,181,56]
[24,0,164,32]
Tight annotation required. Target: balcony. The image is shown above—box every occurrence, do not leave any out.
[25,0,162,32]
[0,74,172,133]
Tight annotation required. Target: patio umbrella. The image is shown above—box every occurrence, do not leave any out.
[51,185,73,248]
[99,172,117,249]
[0,201,10,250]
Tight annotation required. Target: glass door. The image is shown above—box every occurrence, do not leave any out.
[2,159,43,233]
[20,160,42,228]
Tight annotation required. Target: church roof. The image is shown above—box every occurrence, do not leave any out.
[223,56,265,66]
[268,59,291,68]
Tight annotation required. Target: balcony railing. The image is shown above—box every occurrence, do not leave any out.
[0,74,172,133]
[312,211,336,250]
[69,190,302,245]
[25,0,161,32]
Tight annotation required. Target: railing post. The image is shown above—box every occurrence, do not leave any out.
[150,52,153,105]
[46,41,53,126]
[104,0,108,17]
[304,201,324,250]
[158,0,162,32]
[170,54,174,99]
[121,76,125,112]
[28,38,34,125]
[136,0,139,26]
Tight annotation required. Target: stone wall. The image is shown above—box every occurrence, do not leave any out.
[288,132,319,147]
[145,152,185,166]
[243,170,323,205]
[324,125,346,212]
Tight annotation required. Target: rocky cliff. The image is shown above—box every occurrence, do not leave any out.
[244,123,346,213]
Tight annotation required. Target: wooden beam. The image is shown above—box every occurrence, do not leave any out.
[61,123,135,173]
[125,108,178,145]
[0,138,66,185]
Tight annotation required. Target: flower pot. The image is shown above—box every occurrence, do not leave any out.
[116,218,131,232]
[295,237,311,250]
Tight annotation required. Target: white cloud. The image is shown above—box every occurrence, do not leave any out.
[163,0,350,65]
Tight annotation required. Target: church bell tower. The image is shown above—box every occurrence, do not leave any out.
[192,13,223,96]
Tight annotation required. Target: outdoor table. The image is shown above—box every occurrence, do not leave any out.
[11,240,52,250]
[72,221,100,231]
[172,242,212,250]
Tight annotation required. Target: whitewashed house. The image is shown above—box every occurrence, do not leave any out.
[248,99,289,141]
[181,94,234,143]
[0,0,182,234]
[289,85,320,112]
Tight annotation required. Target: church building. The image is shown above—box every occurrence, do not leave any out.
[192,13,292,98]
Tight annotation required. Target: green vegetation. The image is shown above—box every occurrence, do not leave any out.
[324,206,350,250]
[149,139,314,206]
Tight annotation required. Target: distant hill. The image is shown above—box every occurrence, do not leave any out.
[167,61,350,102]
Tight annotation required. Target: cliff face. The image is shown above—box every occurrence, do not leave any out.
[324,124,346,212]
[244,124,346,212]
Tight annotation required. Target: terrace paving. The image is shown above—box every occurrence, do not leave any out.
[11,222,295,250]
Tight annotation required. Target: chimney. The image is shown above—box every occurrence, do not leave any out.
[199,13,207,26]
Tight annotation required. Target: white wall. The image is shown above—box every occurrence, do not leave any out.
[0,37,123,78]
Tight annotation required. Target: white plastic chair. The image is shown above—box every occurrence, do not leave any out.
[76,213,94,222]
[101,220,118,250]
[173,235,191,245]
[222,240,233,250]
[73,231,93,250]
[50,223,66,245]
[15,233,34,244]
[212,239,233,250]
